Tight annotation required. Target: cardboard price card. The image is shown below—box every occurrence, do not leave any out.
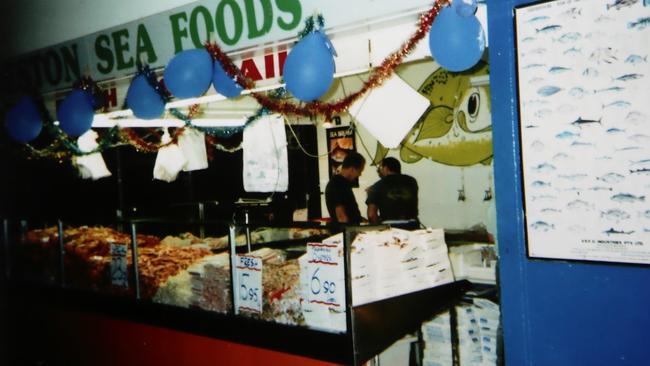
[306,242,345,308]
[235,255,263,313]
[110,243,128,288]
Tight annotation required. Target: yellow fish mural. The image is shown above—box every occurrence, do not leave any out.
[372,61,492,167]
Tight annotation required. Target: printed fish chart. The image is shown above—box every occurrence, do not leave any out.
[515,0,650,264]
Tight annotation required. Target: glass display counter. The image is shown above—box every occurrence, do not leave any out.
[4,217,471,365]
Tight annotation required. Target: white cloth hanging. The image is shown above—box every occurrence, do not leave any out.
[153,128,187,182]
[72,129,112,180]
[242,114,289,192]
[178,128,208,172]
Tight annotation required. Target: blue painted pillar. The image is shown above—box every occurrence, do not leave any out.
[487,0,650,364]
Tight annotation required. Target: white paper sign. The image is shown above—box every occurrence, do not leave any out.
[349,74,430,148]
[306,242,345,308]
[110,243,128,288]
[235,254,263,313]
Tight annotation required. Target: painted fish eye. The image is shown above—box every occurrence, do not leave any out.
[457,87,491,133]
[467,92,480,120]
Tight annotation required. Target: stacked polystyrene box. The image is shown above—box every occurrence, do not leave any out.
[474,298,500,364]
[421,311,453,366]
[456,304,484,365]
[421,299,500,366]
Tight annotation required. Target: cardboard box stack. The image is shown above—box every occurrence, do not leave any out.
[421,298,500,366]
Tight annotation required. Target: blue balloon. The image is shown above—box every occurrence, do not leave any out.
[57,89,94,137]
[429,7,486,72]
[213,60,243,98]
[283,31,336,102]
[126,75,165,119]
[453,0,478,17]
[164,48,213,99]
[4,96,43,143]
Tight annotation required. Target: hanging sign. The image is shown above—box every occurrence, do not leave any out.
[326,126,357,182]
[235,254,263,313]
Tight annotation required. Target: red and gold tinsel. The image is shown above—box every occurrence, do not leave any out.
[118,104,201,153]
[20,1,447,161]
[206,0,448,120]
[119,127,185,153]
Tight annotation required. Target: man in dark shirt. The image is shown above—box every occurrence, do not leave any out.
[366,157,419,226]
[325,152,366,224]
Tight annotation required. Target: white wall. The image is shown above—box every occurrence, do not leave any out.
[316,118,495,231]
[315,60,495,230]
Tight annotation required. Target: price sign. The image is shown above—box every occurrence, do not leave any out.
[307,243,344,308]
[110,243,128,288]
[235,255,263,313]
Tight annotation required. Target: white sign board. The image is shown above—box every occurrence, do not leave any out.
[235,254,263,313]
[306,242,345,308]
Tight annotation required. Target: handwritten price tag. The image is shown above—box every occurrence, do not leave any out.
[235,255,263,313]
[306,243,344,308]
[110,243,128,288]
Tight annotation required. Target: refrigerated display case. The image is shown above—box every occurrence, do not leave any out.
[4,217,471,365]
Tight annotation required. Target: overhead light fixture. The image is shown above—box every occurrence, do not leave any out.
[91,117,248,128]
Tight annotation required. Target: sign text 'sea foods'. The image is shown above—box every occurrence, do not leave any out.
[8,0,302,92]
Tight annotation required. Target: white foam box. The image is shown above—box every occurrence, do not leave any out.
[424,343,453,359]
[448,243,497,284]
[423,358,452,366]
[423,324,452,343]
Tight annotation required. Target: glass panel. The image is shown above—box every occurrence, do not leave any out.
[15,219,62,286]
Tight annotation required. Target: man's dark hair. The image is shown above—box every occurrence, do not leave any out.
[381,157,401,173]
[342,151,366,169]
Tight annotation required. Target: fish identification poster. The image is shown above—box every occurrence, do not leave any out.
[515,0,650,264]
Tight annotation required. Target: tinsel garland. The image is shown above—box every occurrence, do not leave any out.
[298,13,325,39]
[74,76,109,112]
[137,63,172,102]
[206,0,447,120]
[22,81,119,160]
[115,64,183,153]
[22,141,70,162]
[19,1,446,161]
[118,127,185,153]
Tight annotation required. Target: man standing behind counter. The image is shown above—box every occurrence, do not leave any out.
[325,152,366,224]
[366,157,419,227]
